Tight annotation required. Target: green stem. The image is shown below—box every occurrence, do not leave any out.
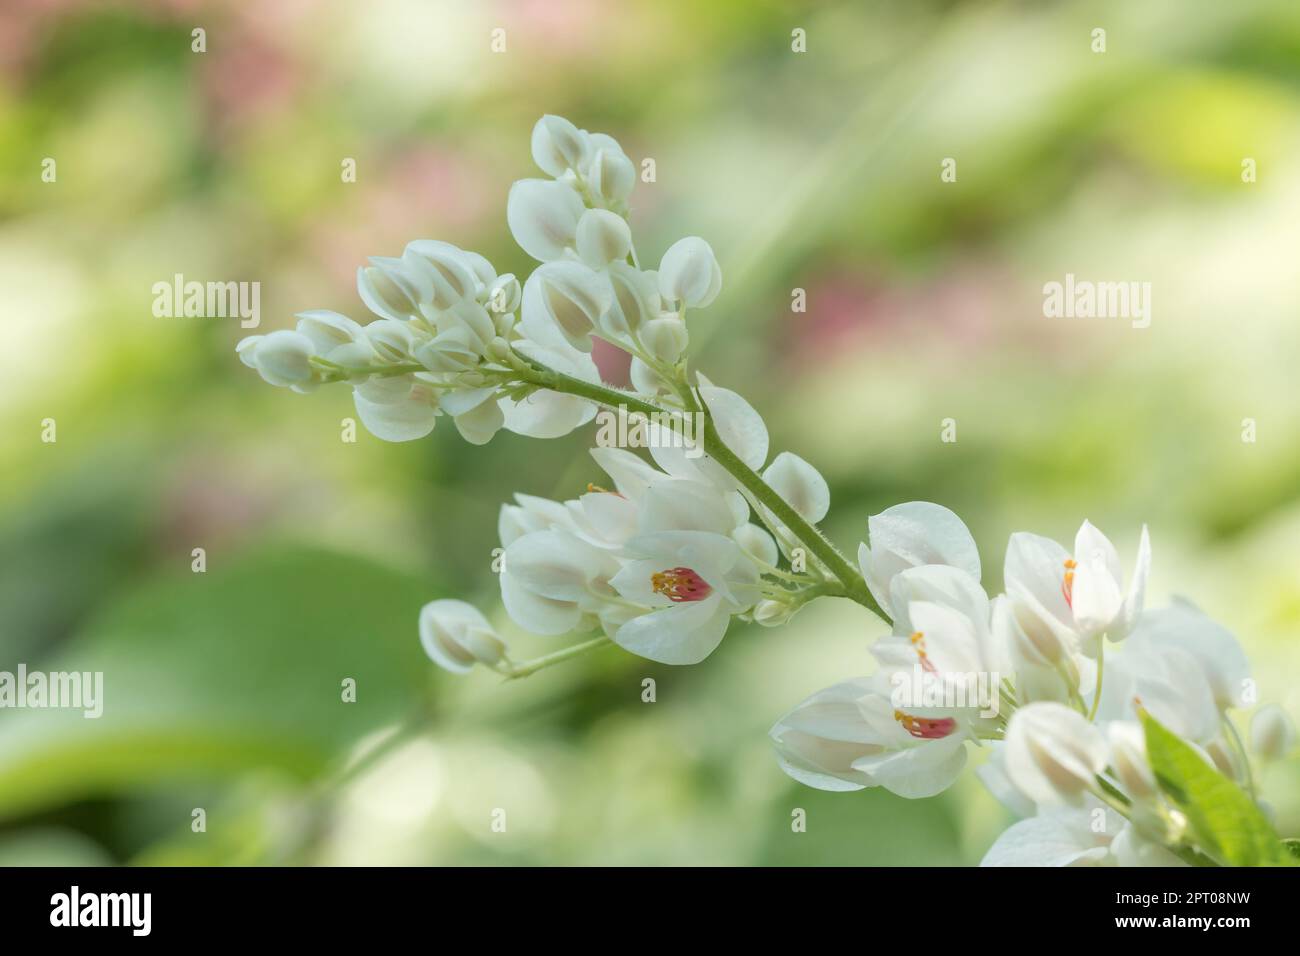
[501,635,612,679]
[1086,643,1104,721]
[513,351,882,618]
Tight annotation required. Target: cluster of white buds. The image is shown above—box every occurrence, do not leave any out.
[242,116,1296,867]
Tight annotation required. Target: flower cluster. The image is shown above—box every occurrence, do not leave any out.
[772,506,1297,864]
[241,116,1297,867]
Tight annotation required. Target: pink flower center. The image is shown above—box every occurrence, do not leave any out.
[651,566,712,603]
[1061,557,1077,608]
[894,710,958,740]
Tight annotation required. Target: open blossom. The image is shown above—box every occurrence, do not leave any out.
[497,447,769,665]
[1004,520,1150,656]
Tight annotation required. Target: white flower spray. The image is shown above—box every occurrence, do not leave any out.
[239,116,1296,868]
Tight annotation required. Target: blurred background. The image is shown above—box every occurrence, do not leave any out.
[2,0,1299,865]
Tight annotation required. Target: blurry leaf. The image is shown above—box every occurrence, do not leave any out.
[1142,711,1293,866]
[0,544,435,821]
[0,828,113,866]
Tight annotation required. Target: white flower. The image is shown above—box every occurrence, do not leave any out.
[993,595,1081,705]
[582,137,635,207]
[1004,521,1150,656]
[500,529,622,636]
[507,178,585,263]
[1095,620,1219,744]
[770,679,970,798]
[657,237,721,308]
[1132,599,1250,709]
[352,377,440,442]
[980,806,1116,867]
[530,114,589,179]
[419,599,507,674]
[357,257,427,321]
[769,679,883,791]
[498,492,579,547]
[575,208,632,269]
[1251,704,1296,761]
[520,260,611,352]
[980,803,1185,867]
[403,240,487,310]
[600,262,660,342]
[610,530,759,664]
[857,502,981,620]
[1003,701,1107,805]
[239,329,319,388]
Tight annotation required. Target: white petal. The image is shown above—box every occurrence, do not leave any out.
[980,810,1111,867]
[507,178,584,262]
[613,595,729,664]
[697,384,768,470]
[860,502,981,614]
[762,452,830,524]
[353,386,437,442]
[658,236,722,308]
[575,208,632,268]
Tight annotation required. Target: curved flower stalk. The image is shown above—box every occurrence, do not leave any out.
[239,116,1297,867]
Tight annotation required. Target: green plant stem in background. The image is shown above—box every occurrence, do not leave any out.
[513,352,884,619]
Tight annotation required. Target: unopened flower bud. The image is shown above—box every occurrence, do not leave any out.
[658,236,722,308]
[357,258,426,321]
[248,329,317,387]
[419,599,507,674]
[576,208,632,269]
[487,273,521,314]
[640,315,688,364]
[1004,701,1107,805]
[530,114,588,178]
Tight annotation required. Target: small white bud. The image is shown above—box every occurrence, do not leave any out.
[658,236,721,308]
[639,315,688,364]
[251,330,317,387]
[575,208,632,268]
[584,144,636,206]
[357,258,427,321]
[419,599,507,673]
[753,599,794,627]
[487,273,521,313]
[530,114,588,178]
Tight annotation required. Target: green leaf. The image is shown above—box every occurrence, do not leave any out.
[0,544,436,821]
[1142,711,1294,866]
